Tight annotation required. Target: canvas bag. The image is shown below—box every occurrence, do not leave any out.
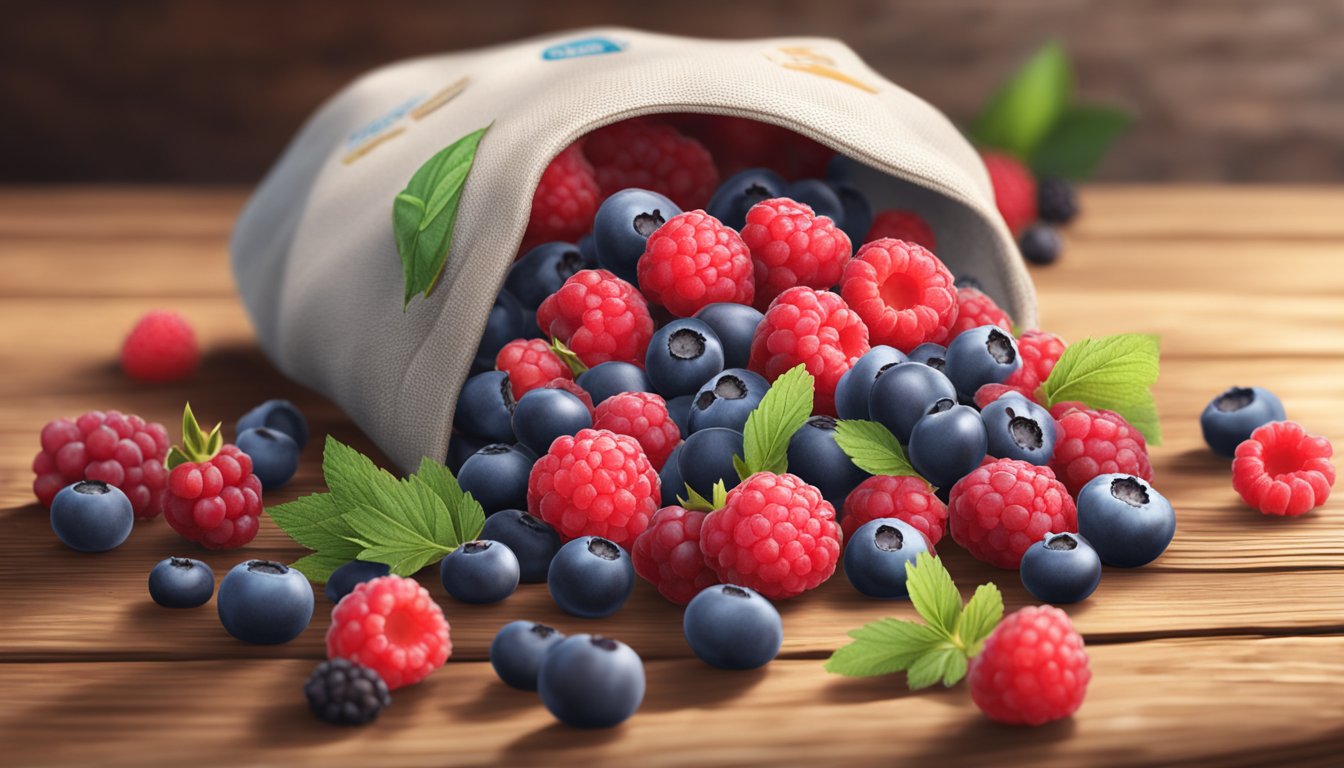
[231,27,1038,474]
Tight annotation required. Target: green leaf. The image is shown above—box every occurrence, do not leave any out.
[393,125,490,308]
[823,619,946,677]
[415,458,486,543]
[740,365,814,477]
[905,644,967,690]
[1039,333,1162,444]
[266,492,361,557]
[905,553,963,638]
[1031,104,1131,180]
[679,483,717,513]
[288,551,355,583]
[957,583,1005,657]
[182,403,205,455]
[732,454,750,483]
[969,41,1071,158]
[833,420,920,479]
[711,480,729,510]
[550,338,589,377]
[165,446,192,470]
[343,502,453,577]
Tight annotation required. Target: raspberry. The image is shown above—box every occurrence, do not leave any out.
[944,287,1012,342]
[527,428,660,547]
[981,151,1038,235]
[631,506,718,604]
[592,392,682,471]
[969,605,1090,726]
[161,406,264,549]
[691,115,832,179]
[536,269,654,368]
[120,310,199,383]
[1003,330,1067,395]
[1232,421,1335,516]
[583,119,719,210]
[495,339,571,400]
[326,575,451,691]
[32,410,170,518]
[740,197,853,310]
[948,458,1077,569]
[700,472,842,600]
[1049,402,1153,496]
[839,238,957,352]
[841,475,947,546]
[521,143,600,250]
[748,287,870,416]
[973,382,1038,409]
[304,657,391,725]
[865,210,937,251]
[637,210,754,316]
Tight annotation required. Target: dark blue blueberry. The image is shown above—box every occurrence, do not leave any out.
[1019,532,1102,604]
[683,584,782,670]
[505,241,585,309]
[236,399,309,450]
[785,179,845,225]
[835,345,907,420]
[678,428,745,498]
[827,181,873,245]
[593,188,681,284]
[665,394,694,439]
[148,556,215,608]
[953,275,984,291]
[538,634,645,728]
[235,427,300,490]
[49,480,133,553]
[907,399,988,490]
[1019,224,1061,266]
[1200,386,1286,458]
[980,395,1056,465]
[826,154,856,182]
[694,302,763,370]
[907,342,947,372]
[547,536,634,618]
[577,233,599,267]
[324,559,390,604]
[490,620,566,690]
[471,290,526,373]
[454,370,516,444]
[446,431,489,474]
[511,388,592,455]
[480,509,562,583]
[786,416,869,507]
[706,168,786,231]
[439,540,520,604]
[687,368,768,434]
[457,443,534,516]
[217,560,314,644]
[577,361,653,406]
[1077,475,1176,568]
[944,325,1022,399]
[869,362,957,444]
[645,318,725,399]
[659,443,687,506]
[843,517,932,599]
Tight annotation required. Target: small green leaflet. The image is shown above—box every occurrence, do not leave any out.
[1038,333,1162,444]
[969,41,1071,159]
[678,480,728,513]
[550,338,589,377]
[824,553,1004,689]
[735,364,814,480]
[166,403,224,469]
[833,419,921,480]
[393,125,490,308]
[1030,105,1131,181]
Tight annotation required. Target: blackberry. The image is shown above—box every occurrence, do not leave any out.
[304,658,391,726]
[1037,176,1079,224]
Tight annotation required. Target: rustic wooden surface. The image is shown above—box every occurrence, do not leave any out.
[0,186,1342,766]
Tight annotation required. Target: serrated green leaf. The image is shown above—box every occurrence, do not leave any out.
[957,582,1005,656]
[1039,333,1162,444]
[905,644,966,690]
[904,553,962,639]
[288,551,354,583]
[550,338,589,377]
[969,41,1071,158]
[342,501,454,577]
[741,364,814,476]
[415,458,486,543]
[823,619,946,677]
[679,483,716,513]
[834,420,921,479]
[1031,104,1131,180]
[266,492,361,557]
[323,436,413,517]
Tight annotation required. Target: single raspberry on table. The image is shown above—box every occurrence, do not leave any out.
[583,118,719,210]
[948,458,1077,569]
[631,506,718,605]
[327,575,451,691]
[592,391,682,471]
[944,287,1012,342]
[1232,421,1334,516]
[700,472,842,600]
[536,269,654,368]
[32,410,170,517]
[120,309,199,383]
[495,339,571,400]
[637,210,754,316]
[162,405,264,549]
[527,428,660,547]
[521,143,601,250]
[839,238,957,352]
[969,605,1090,726]
[740,197,853,310]
[841,474,947,546]
[865,209,937,251]
[1048,402,1153,496]
[748,286,870,416]
[981,151,1038,235]
[1003,329,1067,395]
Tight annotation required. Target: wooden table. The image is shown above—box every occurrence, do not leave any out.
[1,186,1341,766]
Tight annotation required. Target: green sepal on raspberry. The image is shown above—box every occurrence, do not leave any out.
[165,403,224,469]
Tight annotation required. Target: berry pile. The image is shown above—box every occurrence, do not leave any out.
[980,151,1081,266]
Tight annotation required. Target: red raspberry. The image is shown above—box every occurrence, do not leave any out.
[841,475,947,546]
[1003,330,1067,395]
[944,287,1012,342]
[741,197,853,310]
[839,238,957,352]
[1232,421,1334,516]
[969,606,1090,726]
[536,269,654,368]
[631,506,718,604]
[527,428,660,547]
[748,287,870,416]
[1049,402,1153,497]
[495,339,571,400]
[326,575,451,691]
[583,119,719,210]
[592,392,682,471]
[521,143,600,250]
[32,410,169,518]
[948,458,1077,569]
[865,209,937,251]
[973,382,1039,409]
[700,472,842,600]
[539,378,595,415]
[981,151,1038,235]
[691,115,832,179]
[161,406,264,549]
[638,210,754,316]
[120,309,199,383]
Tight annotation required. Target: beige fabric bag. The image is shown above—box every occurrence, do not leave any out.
[231,27,1037,473]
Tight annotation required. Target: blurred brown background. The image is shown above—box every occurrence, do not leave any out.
[3,0,1341,183]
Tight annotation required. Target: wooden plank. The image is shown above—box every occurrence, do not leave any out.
[1074,186,1344,241]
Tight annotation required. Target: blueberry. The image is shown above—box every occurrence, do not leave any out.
[954,275,984,291]
[510,388,591,456]
[827,181,873,245]
[678,427,745,498]
[785,179,845,225]
[593,188,681,284]
[324,560,390,604]
[480,509,562,583]
[694,302,763,370]
[786,416,869,507]
[706,168,786,231]
[1019,532,1102,604]
[687,368,769,433]
[683,584,782,669]
[1200,386,1286,458]
[505,241,585,309]
[236,427,300,490]
[645,318,725,399]
[835,345,907,420]
[826,154,857,182]
[577,361,653,406]
[454,370,516,444]
[217,560,314,644]
[237,399,308,450]
[1077,474,1176,568]
[471,290,526,373]
[49,480,133,553]
[538,634,645,728]
[459,445,535,517]
[980,395,1056,465]
[439,540,520,604]
[665,394,694,439]
[1019,224,1061,266]
[547,536,634,618]
[490,620,566,690]
[1037,176,1080,224]
[907,342,947,372]
[907,399,988,490]
[843,518,932,599]
[943,325,1022,399]
[659,442,687,506]
[577,233,599,267]
[869,362,958,444]
[446,431,490,474]
[148,556,215,608]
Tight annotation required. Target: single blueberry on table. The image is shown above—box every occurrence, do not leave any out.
[705,168,786,231]
[547,536,635,619]
[491,620,567,690]
[1200,386,1286,458]
[50,480,134,553]
[869,361,958,444]
[236,427,300,490]
[1077,474,1176,568]
[538,634,645,728]
[645,318,725,399]
[593,188,681,284]
[454,370,517,444]
[1019,223,1062,266]
[683,584,783,670]
[577,361,653,406]
[458,443,535,516]
[217,560,314,645]
[236,399,309,450]
[440,540,520,605]
[907,399,989,491]
[1019,532,1102,604]
[980,394,1057,465]
[512,387,592,456]
[148,556,215,608]
[694,302,764,371]
[786,416,869,508]
[687,368,768,434]
[324,559,391,604]
[943,325,1022,399]
[835,345,907,420]
[678,427,745,499]
[843,517,932,599]
[480,509,562,583]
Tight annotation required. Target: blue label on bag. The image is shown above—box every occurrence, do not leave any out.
[542,37,625,60]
